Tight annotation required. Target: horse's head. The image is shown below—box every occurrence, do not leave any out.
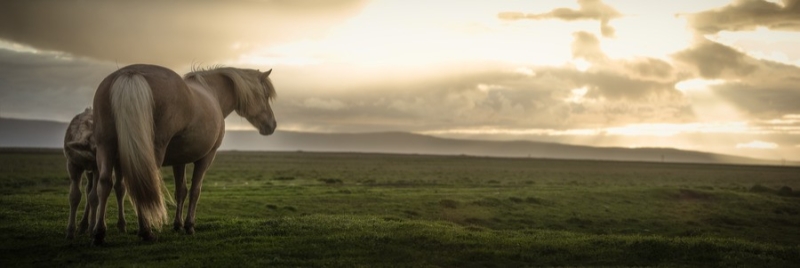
[237,69,277,135]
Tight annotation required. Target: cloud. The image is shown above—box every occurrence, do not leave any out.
[736,140,779,149]
[571,31,606,62]
[672,38,800,119]
[688,0,800,34]
[0,0,367,68]
[673,39,758,79]
[621,58,676,82]
[268,61,695,134]
[498,0,622,37]
[557,32,684,101]
[302,98,347,111]
[0,49,116,121]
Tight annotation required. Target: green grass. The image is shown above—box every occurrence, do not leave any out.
[1,149,799,267]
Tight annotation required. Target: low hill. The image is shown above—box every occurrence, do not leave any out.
[0,117,780,165]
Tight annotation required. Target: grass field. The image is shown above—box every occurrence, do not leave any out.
[1,149,799,267]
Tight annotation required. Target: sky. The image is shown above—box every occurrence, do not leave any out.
[1,0,800,161]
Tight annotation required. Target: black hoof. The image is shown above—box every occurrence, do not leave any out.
[185,224,195,235]
[78,222,89,234]
[139,231,157,242]
[92,229,106,246]
[117,221,127,233]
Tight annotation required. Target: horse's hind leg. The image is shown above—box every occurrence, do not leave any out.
[184,153,216,235]
[113,170,127,233]
[172,164,188,231]
[92,148,114,246]
[86,171,99,235]
[77,170,94,235]
[66,162,84,239]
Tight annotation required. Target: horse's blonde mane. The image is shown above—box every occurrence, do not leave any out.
[184,66,276,114]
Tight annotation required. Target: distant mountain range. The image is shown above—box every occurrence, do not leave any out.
[0,117,785,166]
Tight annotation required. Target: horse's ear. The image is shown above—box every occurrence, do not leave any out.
[263,69,272,77]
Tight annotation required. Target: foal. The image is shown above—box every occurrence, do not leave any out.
[64,108,126,239]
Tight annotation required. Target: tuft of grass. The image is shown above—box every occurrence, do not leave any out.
[439,199,459,209]
[319,178,343,185]
[777,186,794,197]
[508,197,524,203]
[750,184,775,193]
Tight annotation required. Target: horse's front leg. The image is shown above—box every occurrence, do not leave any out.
[113,170,127,233]
[184,153,216,235]
[172,164,188,231]
[66,162,84,239]
[92,149,114,246]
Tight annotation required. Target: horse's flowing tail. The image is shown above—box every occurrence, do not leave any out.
[110,72,167,230]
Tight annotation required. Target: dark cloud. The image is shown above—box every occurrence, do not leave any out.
[673,40,758,79]
[0,49,116,121]
[711,82,800,118]
[498,0,621,37]
[673,38,800,119]
[688,0,800,33]
[621,58,676,81]
[0,0,367,68]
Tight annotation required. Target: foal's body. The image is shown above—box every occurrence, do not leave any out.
[64,108,125,239]
[92,64,276,244]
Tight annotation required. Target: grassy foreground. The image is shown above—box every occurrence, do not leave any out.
[1,149,799,267]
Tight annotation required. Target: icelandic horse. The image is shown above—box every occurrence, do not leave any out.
[91,64,276,244]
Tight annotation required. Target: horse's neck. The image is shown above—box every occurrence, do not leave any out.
[187,75,237,117]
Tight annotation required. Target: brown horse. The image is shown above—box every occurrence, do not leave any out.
[63,108,126,239]
[92,64,276,244]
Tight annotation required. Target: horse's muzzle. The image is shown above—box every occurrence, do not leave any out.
[259,120,276,135]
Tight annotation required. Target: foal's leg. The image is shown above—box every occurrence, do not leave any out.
[184,153,216,235]
[77,170,94,234]
[92,149,114,246]
[66,162,84,239]
[113,170,127,233]
[172,164,188,231]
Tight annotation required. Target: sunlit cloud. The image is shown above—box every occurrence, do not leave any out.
[513,67,536,76]
[736,140,779,150]
[571,59,592,72]
[420,121,754,138]
[303,98,347,111]
[674,78,726,93]
[565,87,590,103]
[709,27,800,67]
